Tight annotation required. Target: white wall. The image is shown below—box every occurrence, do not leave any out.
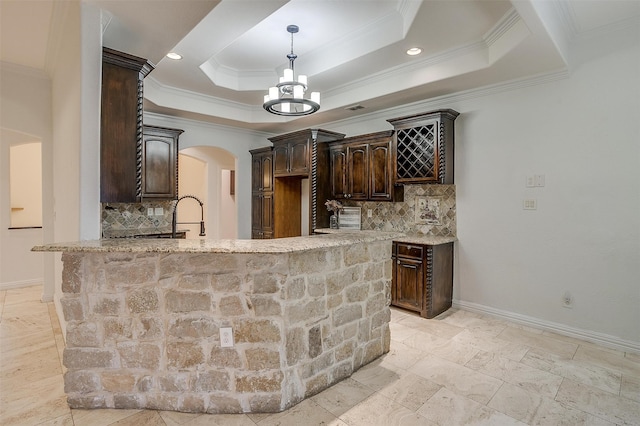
[316,43,640,348]
[0,65,51,290]
[144,113,270,238]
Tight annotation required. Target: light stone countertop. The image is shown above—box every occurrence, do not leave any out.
[32,230,404,254]
[315,229,457,246]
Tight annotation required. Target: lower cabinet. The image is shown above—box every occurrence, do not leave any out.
[391,241,453,319]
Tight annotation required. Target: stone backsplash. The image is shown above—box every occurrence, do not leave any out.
[343,184,456,237]
[101,201,175,238]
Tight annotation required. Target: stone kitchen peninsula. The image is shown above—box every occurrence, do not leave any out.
[33,231,401,414]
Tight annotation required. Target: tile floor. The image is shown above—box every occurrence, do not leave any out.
[1,285,639,425]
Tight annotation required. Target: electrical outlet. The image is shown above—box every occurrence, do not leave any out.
[523,199,537,210]
[154,207,164,216]
[147,208,154,216]
[220,327,234,347]
[562,291,573,308]
[367,209,373,218]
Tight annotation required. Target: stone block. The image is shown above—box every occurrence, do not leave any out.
[104,253,135,263]
[252,273,283,294]
[302,352,333,378]
[161,253,237,276]
[101,372,136,392]
[146,393,180,411]
[371,308,391,330]
[286,299,326,325]
[334,341,356,362]
[246,348,281,370]
[136,317,164,340]
[249,296,282,316]
[285,327,306,366]
[366,292,387,316]
[306,274,326,297]
[236,371,283,393]
[308,325,322,358]
[118,343,161,370]
[158,373,190,392]
[358,318,371,343]
[63,348,116,369]
[327,294,343,310]
[180,394,206,413]
[284,277,305,299]
[207,396,243,414]
[304,373,329,398]
[235,319,281,343]
[345,283,369,303]
[168,317,217,338]
[167,342,205,369]
[61,253,83,293]
[91,295,123,316]
[165,290,212,313]
[113,393,144,409]
[326,266,361,295]
[178,274,211,290]
[137,375,154,392]
[209,347,242,368]
[344,243,369,266]
[193,371,230,392]
[61,297,85,321]
[104,260,156,285]
[66,395,106,409]
[64,371,101,393]
[331,361,354,383]
[246,254,282,271]
[66,322,101,347]
[289,249,339,276]
[333,304,363,327]
[362,340,384,365]
[248,394,283,413]
[103,317,133,341]
[211,274,242,292]
[364,262,384,282]
[127,287,159,313]
[219,294,247,316]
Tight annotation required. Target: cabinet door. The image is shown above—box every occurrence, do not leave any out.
[394,257,423,312]
[142,134,175,198]
[261,193,274,235]
[273,145,289,176]
[347,144,368,200]
[252,155,263,191]
[289,140,309,174]
[369,140,392,200]
[330,147,347,199]
[262,155,273,192]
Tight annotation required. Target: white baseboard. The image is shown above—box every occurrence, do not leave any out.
[453,299,640,354]
[0,279,43,291]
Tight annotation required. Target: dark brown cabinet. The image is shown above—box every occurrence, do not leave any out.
[329,131,402,202]
[100,47,154,203]
[250,147,274,239]
[387,109,459,184]
[391,241,453,319]
[272,139,310,176]
[141,125,182,200]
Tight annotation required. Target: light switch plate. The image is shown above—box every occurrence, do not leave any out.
[147,208,154,216]
[534,174,545,187]
[154,207,164,216]
[526,176,535,187]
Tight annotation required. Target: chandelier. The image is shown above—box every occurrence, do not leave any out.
[263,25,320,116]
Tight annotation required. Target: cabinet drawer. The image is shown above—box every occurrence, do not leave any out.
[396,243,424,259]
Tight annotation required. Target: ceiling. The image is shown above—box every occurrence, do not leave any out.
[1,0,639,134]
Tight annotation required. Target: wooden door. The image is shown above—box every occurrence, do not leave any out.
[288,140,309,174]
[347,144,368,200]
[273,145,289,176]
[369,140,392,200]
[330,147,347,199]
[394,257,423,312]
[262,155,273,192]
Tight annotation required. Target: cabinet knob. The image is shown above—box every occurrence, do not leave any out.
[397,260,400,264]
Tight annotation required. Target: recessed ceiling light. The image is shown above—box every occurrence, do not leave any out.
[406,47,422,56]
[166,52,183,60]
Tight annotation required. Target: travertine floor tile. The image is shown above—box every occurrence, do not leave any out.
[158,410,203,425]
[411,353,503,404]
[311,378,376,417]
[71,408,143,426]
[574,345,640,377]
[397,313,465,340]
[497,327,578,359]
[257,399,345,426]
[453,329,530,361]
[621,374,640,403]
[418,387,525,426]
[438,309,508,337]
[338,392,435,426]
[555,379,640,425]
[382,340,427,370]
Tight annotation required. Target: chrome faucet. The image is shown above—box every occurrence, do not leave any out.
[172,195,206,238]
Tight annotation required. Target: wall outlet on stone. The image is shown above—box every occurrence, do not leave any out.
[220,327,234,347]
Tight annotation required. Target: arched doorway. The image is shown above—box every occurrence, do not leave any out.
[178,146,237,239]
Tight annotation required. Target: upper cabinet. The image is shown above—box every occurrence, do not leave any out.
[387,109,459,184]
[272,139,309,176]
[141,125,183,200]
[100,48,154,203]
[329,131,403,202]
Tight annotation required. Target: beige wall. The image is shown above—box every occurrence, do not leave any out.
[9,142,42,228]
